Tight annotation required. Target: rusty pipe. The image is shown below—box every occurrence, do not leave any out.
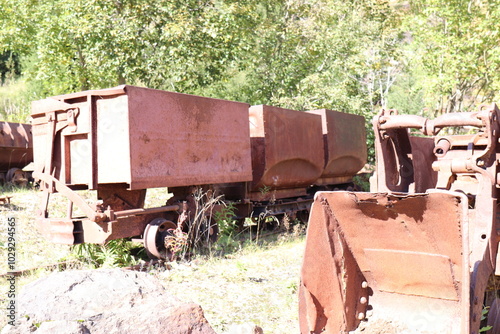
[377,114,427,131]
[113,204,180,219]
[377,112,484,136]
[434,138,451,158]
[426,112,483,135]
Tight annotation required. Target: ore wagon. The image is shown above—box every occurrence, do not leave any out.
[0,121,32,185]
[32,85,366,259]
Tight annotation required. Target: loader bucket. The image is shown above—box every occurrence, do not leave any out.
[299,191,471,333]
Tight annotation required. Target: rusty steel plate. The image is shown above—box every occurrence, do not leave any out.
[300,191,469,333]
[249,105,323,191]
[0,121,32,171]
[307,109,366,184]
[31,85,253,190]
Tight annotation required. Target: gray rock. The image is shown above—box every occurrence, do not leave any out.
[3,269,216,334]
[37,320,87,334]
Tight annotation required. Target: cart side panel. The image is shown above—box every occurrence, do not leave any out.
[308,109,367,183]
[126,86,252,189]
[96,95,131,184]
[249,105,324,191]
[0,122,33,171]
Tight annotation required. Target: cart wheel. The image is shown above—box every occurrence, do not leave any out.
[6,168,28,186]
[143,218,176,260]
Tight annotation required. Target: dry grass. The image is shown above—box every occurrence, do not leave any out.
[0,188,74,273]
[0,80,32,123]
[159,235,304,333]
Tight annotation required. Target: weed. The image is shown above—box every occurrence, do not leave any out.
[214,202,237,237]
[165,188,227,260]
[71,239,142,268]
[480,306,493,332]
[214,234,241,254]
[210,202,241,254]
[186,188,223,253]
[164,227,189,261]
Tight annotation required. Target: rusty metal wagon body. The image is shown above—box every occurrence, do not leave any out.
[31,85,366,258]
[0,121,32,185]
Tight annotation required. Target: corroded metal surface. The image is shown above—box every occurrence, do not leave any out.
[31,86,253,246]
[31,85,368,259]
[301,105,500,333]
[300,191,468,333]
[307,109,366,185]
[0,121,32,171]
[31,85,253,190]
[249,105,323,192]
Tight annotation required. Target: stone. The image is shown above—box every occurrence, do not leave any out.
[2,269,216,334]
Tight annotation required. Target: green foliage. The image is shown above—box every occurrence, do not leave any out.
[214,234,241,254]
[404,0,500,114]
[211,202,240,254]
[0,0,253,97]
[353,174,371,192]
[3,0,500,162]
[0,51,20,84]
[214,202,237,237]
[71,239,142,268]
[0,1,403,110]
[480,306,493,332]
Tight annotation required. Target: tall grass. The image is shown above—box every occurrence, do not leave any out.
[0,79,35,123]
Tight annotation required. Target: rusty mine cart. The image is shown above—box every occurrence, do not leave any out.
[31,85,366,260]
[0,121,32,186]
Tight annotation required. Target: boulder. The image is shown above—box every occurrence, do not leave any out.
[2,269,216,334]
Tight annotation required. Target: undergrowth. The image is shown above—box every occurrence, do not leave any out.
[0,183,306,270]
[71,239,146,268]
[0,79,35,123]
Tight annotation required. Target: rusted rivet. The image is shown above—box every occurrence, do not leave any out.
[473,313,477,322]
[360,297,367,304]
[361,281,368,288]
[357,312,365,320]
[474,296,479,305]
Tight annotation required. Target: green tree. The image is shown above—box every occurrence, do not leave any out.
[0,0,253,96]
[404,0,500,114]
[203,0,404,115]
